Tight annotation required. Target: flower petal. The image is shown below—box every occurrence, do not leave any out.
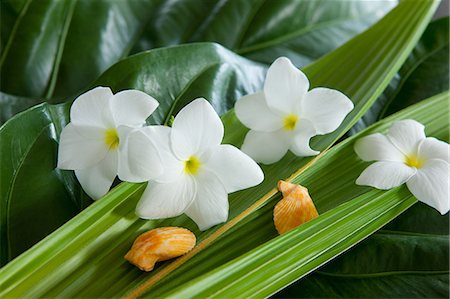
[264,57,309,115]
[117,126,164,183]
[356,161,416,189]
[354,133,405,162]
[289,119,319,157]
[110,89,159,127]
[57,123,108,170]
[136,176,196,219]
[407,159,450,215]
[387,119,425,155]
[241,130,289,164]
[418,137,450,164]
[75,151,118,200]
[203,144,264,193]
[140,126,184,183]
[184,172,228,231]
[301,87,354,135]
[70,86,114,127]
[171,98,224,159]
[234,92,283,132]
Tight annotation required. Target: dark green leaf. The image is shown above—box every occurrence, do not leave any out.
[134,0,395,66]
[0,102,88,265]
[278,272,449,298]
[1,0,392,122]
[0,92,39,125]
[0,0,157,99]
[0,0,26,54]
[350,17,449,134]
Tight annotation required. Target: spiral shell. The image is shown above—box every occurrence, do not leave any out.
[124,227,196,271]
[274,180,319,234]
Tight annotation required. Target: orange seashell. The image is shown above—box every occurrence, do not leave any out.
[274,180,319,234]
[124,227,196,271]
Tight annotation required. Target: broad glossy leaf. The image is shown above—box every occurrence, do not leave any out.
[0,0,156,99]
[1,0,392,123]
[0,1,438,296]
[384,202,449,235]
[281,230,449,298]
[0,43,265,265]
[350,16,449,134]
[0,0,26,53]
[134,0,396,66]
[96,43,266,125]
[0,92,39,125]
[279,272,449,298]
[0,101,84,266]
[160,92,449,299]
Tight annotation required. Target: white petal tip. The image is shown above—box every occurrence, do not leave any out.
[196,220,227,231]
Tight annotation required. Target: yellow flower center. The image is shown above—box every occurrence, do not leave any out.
[104,128,119,150]
[184,156,201,175]
[404,154,424,169]
[283,114,299,131]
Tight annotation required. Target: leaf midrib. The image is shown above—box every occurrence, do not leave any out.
[5,123,50,260]
[44,0,77,99]
[236,10,387,55]
[0,0,33,67]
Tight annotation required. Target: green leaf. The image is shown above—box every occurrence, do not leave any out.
[279,272,449,298]
[0,0,26,53]
[0,101,85,266]
[159,91,449,299]
[0,1,439,296]
[0,43,265,265]
[0,0,157,99]
[350,16,449,134]
[1,0,392,123]
[281,229,449,298]
[0,92,39,125]
[95,43,266,125]
[134,0,396,66]
[384,202,449,235]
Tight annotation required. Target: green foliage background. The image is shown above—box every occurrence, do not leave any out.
[0,0,448,298]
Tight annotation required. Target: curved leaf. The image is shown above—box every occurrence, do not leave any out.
[1,0,393,123]
[0,92,39,125]
[134,0,396,66]
[0,0,157,99]
[279,272,449,298]
[0,101,84,265]
[0,0,26,53]
[96,43,266,125]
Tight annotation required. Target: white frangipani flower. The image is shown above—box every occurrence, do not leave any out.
[58,86,163,199]
[121,98,264,231]
[355,119,450,214]
[235,57,354,164]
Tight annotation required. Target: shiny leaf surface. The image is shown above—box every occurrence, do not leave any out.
[0,1,438,296]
